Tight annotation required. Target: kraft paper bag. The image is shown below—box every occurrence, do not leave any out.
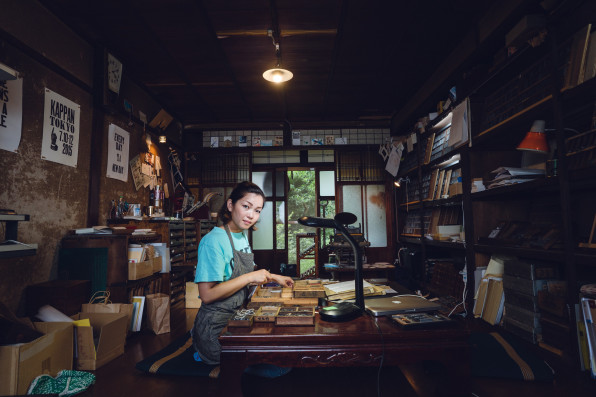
[81,291,134,332]
[145,293,170,335]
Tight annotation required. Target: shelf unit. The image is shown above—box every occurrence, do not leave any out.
[60,233,165,303]
[106,219,214,327]
[394,1,596,362]
[0,214,38,258]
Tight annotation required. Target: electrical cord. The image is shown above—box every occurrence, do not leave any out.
[367,311,385,397]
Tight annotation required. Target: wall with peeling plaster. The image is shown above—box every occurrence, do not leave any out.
[0,2,174,314]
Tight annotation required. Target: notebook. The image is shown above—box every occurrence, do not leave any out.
[364,295,441,316]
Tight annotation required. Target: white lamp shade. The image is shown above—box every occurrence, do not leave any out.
[263,68,293,83]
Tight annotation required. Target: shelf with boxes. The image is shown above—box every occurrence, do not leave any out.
[108,218,218,267]
[59,233,167,304]
[106,218,216,331]
[463,12,596,361]
[392,4,596,362]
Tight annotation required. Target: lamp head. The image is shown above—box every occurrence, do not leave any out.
[394,176,410,188]
[298,216,336,229]
[517,120,548,153]
[263,67,293,83]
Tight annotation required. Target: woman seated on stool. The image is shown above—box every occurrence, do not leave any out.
[191,181,294,377]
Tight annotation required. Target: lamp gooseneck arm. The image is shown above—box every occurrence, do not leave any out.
[334,223,364,310]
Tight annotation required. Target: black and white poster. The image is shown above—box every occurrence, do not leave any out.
[0,77,23,153]
[106,123,129,182]
[41,89,80,167]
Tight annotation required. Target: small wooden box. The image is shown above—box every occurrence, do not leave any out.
[293,280,326,298]
[275,306,315,326]
[228,309,254,327]
[253,306,280,322]
[256,285,283,297]
[251,285,318,306]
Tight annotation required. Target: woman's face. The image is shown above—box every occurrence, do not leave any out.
[226,192,264,232]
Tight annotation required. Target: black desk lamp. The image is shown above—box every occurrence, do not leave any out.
[298,212,364,322]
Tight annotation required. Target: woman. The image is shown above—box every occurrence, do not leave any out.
[191,181,294,369]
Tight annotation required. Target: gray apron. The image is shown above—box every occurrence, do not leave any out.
[191,225,255,364]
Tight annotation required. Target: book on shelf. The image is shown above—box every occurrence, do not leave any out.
[576,303,591,372]
[581,297,596,378]
[582,29,596,84]
[131,296,145,332]
[474,276,504,325]
[564,24,592,90]
[441,169,452,199]
[426,169,439,200]
[435,169,446,199]
[423,133,435,165]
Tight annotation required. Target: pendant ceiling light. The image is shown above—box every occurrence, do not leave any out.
[263,30,293,83]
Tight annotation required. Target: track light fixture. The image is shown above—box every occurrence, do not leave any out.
[394,177,410,188]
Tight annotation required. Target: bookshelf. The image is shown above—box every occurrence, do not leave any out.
[393,1,596,363]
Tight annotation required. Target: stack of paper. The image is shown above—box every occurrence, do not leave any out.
[73,226,113,234]
[131,228,155,236]
[486,167,545,189]
[324,280,383,301]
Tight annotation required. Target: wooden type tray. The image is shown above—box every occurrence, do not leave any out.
[275,306,315,326]
[293,280,326,298]
[228,309,254,327]
[253,306,280,322]
[251,285,318,306]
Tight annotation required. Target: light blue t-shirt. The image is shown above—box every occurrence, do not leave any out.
[194,227,251,283]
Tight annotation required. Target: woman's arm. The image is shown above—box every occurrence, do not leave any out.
[198,269,273,304]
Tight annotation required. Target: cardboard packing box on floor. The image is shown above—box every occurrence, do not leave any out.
[0,322,74,396]
[72,312,128,371]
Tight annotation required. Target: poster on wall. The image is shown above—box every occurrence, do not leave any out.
[0,77,23,153]
[106,123,130,182]
[41,88,80,167]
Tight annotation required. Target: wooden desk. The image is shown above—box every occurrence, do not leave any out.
[219,312,470,396]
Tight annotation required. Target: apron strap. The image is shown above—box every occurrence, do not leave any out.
[223,224,237,251]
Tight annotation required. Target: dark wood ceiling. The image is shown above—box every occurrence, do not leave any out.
[39,0,495,129]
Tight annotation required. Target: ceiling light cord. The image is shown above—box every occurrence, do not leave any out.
[263,29,293,83]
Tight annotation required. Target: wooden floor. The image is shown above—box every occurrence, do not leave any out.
[77,309,596,397]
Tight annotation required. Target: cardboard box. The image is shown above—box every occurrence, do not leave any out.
[128,259,154,280]
[0,322,73,395]
[185,281,202,309]
[449,182,463,196]
[152,256,162,273]
[72,312,128,370]
[148,242,171,273]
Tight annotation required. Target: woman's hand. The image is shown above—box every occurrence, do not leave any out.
[270,274,294,288]
[247,269,272,284]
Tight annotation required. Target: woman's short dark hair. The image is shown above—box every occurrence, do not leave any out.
[218,181,265,230]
